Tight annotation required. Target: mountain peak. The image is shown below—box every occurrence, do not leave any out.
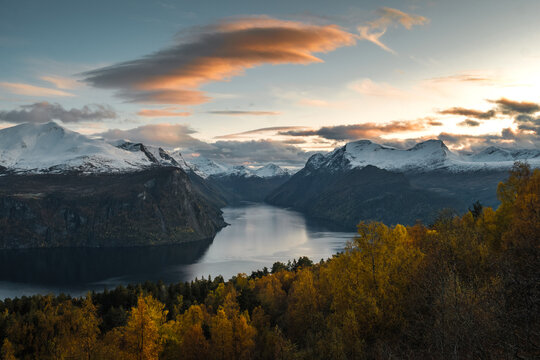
[254,163,288,177]
[0,122,156,174]
[348,139,374,146]
[410,139,449,151]
[302,138,539,173]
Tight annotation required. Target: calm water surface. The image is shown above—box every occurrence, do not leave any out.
[0,204,354,299]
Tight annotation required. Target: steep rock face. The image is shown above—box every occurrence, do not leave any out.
[266,165,462,229]
[0,167,226,249]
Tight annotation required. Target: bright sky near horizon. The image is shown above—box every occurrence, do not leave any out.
[1,0,540,166]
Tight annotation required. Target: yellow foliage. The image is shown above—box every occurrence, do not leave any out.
[122,295,168,360]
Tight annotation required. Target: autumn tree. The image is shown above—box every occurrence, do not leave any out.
[122,295,168,360]
[1,339,16,360]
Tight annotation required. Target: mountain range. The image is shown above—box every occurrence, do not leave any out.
[267,139,540,229]
[0,122,291,178]
[0,122,538,247]
[0,122,291,248]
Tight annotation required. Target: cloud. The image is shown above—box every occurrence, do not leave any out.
[82,16,355,105]
[356,26,394,54]
[137,108,191,117]
[514,114,540,135]
[349,78,409,98]
[458,119,481,127]
[195,139,313,166]
[439,107,496,119]
[99,123,312,166]
[207,110,280,116]
[280,120,429,141]
[215,126,305,139]
[490,98,540,115]
[428,73,494,84]
[374,7,430,30]
[437,129,539,150]
[0,82,74,97]
[0,102,116,123]
[98,123,208,147]
[40,76,80,90]
[357,7,428,53]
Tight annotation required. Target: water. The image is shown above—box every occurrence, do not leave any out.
[0,204,355,299]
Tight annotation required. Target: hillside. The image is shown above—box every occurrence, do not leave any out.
[0,123,226,248]
[0,163,538,359]
[267,139,539,229]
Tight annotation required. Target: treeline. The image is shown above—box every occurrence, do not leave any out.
[0,162,538,359]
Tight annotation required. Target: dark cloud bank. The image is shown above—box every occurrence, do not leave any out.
[0,102,116,123]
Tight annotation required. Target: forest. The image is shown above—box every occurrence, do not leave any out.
[0,162,538,360]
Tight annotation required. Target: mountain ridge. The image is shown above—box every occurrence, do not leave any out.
[267,139,539,229]
[305,138,540,174]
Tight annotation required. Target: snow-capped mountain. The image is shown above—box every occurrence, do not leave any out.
[114,141,190,169]
[254,163,290,177]
[0,122,158,174]
[305,139,540,173]
[267,138,540,229]
[0,122,227,248]
[0,122,294,181]
[181,155,232,178]
[465,146,540,163]
[181,154,290,179]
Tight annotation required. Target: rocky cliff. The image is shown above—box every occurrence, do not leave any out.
[0,167,226,248]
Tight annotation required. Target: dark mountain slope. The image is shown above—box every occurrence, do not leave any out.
[207,174,291,204]
[0,167,226,249]
[267,165,462,229]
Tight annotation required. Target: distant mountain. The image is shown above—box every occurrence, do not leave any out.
[179,154,231,178]
[178,156,292,203]
[182,155,291,179]
[267,139,540,229]
[254,163,290,177]
[0,122,226,249]
[206,171,291,204]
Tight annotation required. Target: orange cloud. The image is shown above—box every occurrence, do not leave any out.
[0,82,74,97]
[349,78,409,98]
[439,107,496,119]
[373,7,429,30]
[280,119,429,140]
[99,123,205,147]
[137,108,191,117]
[357,7,428,53]
[83,16,356,105]
[40,76,80,90]
[298,98,331,107]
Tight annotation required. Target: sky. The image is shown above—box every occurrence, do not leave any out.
[1,0,540,166]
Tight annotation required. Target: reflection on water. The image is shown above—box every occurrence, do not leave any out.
[0,204,354,299]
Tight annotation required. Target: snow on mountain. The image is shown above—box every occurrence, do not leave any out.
[306,139,540,173]
[215,163,289,178]
[229,165,255,177]
[180,155,232,178]
[0,122,156,174]
[115,141,190,169]
[254,163,289,177]
[180,154,289,179]
[465,146,540,163]
[0,122,295,178]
